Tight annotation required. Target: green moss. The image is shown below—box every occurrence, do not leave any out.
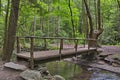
[113,54,119,60]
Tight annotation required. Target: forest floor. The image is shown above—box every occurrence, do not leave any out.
[0,61,24,80]
[0,45,120,80]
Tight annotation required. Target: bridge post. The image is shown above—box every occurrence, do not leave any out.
[44,38,47,50]
[84,39,86,48]
[16,37,21,53]
[59,39,63,60]
[59,39,63,54]
[30,37,34,69]
[75,39,78,52]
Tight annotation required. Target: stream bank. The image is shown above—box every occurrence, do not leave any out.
[0,46,120,80]
[44,60,120,80]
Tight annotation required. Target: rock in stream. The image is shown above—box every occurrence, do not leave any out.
[20,70,42,80]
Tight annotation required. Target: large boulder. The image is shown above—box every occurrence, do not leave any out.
[4,62,27,71]
[20,70,42,80]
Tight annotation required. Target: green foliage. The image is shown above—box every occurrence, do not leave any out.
[100,26,117,45]
[36,30,45,37]
[100,7,120,45]
[23,43,30,49]
[0,0,120,48]
[0,15,4,47]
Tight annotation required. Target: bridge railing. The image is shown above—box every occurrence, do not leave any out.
[16,36,97,69]
[16,36,97,53]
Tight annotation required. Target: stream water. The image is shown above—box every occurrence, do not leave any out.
[42,60,120,80]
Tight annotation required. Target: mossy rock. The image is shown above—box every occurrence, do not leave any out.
[81,51,98,61]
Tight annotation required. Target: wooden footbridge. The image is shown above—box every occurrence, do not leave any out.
[16,36,97,69]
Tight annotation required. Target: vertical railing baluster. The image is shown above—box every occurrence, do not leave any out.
[88,39,90,49]
[44,38,47,50]
[84,39,86,48]
[75,39,78,52]
[59,39,63,60]
[59,39,63,54]
[61,39,63,50]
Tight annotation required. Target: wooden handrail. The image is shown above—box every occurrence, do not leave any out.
[16,36,84,40]
[16,36,97,51]
[16,36,97,41]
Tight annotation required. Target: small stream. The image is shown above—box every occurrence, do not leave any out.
[42,60,120,80]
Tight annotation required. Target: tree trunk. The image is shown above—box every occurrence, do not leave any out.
[83,0,103,48]
[83,0,93,38]
[39,0,43,31]
[2,0,20,61]
[33,9,36,36]
[117,0,120,8]
[0,0,1,14]
[57,0,60,37]
[94,0,97,29]
[47,0,50,37]
[82,0,88,39]
[3,0,10,60]
[68,0,76,38]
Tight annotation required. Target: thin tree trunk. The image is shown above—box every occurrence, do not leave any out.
[94,0,97,29]
[33,9,36,36]
[2,0,20,61]
[97,0,101,30]
[68,0,75,38]
[47,0,50,37]
[82,0,88,38]
[57,16,60,37]
[0,0,1,14]
[94,0,103,39]
[40,17,43,30]
[57,0,60,37]
[2,0,10,60]
[84,0,103,48]
[40,0,43,31]
[53,17,56,37]
[83,0,93,38]
[117,0,120,8]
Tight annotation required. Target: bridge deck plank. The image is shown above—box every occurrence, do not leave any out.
[17,48,96,61]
